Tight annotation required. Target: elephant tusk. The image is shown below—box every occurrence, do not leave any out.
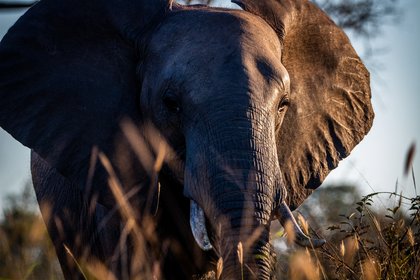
[275,202,326,248]
[190,200,213,251]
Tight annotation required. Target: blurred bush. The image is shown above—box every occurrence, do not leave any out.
[0,183,62,280]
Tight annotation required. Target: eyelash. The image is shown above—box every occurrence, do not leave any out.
[277,95,290,112]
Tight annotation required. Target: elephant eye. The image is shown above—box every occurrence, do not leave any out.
[162,91,181,114]
[277,96,290,113]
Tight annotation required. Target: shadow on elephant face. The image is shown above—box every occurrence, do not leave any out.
[0,0,373,279]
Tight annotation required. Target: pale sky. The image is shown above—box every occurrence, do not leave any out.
[0,1,419,212]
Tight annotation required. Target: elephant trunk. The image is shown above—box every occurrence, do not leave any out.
[187,149,280,278]
[185,105,282,278]
[218,226,276,280]
[212,188,276,280]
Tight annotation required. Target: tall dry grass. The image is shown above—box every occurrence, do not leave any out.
[0,141,418,279]
[1,182,418,279]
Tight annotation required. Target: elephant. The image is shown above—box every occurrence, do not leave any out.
[0,0,374,279]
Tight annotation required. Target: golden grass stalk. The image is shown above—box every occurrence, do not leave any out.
[342,235,359,265]
[362,259,379,280]
[63,244,88,280]
[216,257,223,280]
[407,228,415,247]
[372,216,381,233]
[237,241,244,280]
[85,260,117,280]
[98,152,151,278]
[120,119,155,174]
[340,240,345,257]
[297,213,309,235]
[284,220,295,245]
[289,250,320,280]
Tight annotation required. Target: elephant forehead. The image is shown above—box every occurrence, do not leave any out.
[148,8,282,67]
[146,8,285,103]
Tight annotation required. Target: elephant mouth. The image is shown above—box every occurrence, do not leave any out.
[189,200,326,252]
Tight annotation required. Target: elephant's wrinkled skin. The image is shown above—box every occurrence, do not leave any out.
[0,0,373,279]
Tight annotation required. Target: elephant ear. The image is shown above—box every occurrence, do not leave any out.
[0,0,170,194]
[233,0,374,208]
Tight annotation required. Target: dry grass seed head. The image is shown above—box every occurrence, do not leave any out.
[297,213,309,235]
[407,228,415,246]
[343,235,359,265]
[216,257,223,280]
[362,259,379,280]
[285,220,296,245]
[237,241,243,265]
[289,250,320,280]
[85,260,117,280]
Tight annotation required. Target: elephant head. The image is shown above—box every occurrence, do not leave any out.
[0,0,373,279]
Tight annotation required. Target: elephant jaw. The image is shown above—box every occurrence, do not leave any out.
[190,200,213,251]
[189,200,325,252]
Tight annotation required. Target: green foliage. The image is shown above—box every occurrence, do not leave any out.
[276,190,420,280]
[324,192,419,279]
